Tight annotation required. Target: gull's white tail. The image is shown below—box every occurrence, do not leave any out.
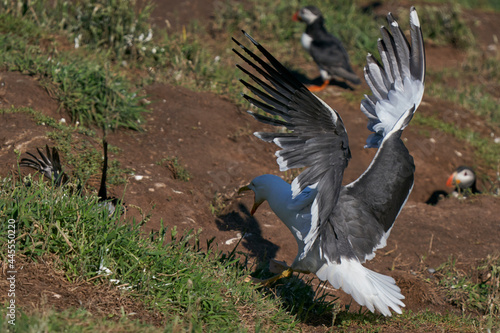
[316,258,405,316]
[361,6,425,148]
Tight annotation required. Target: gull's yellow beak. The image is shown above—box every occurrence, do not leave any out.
[249,201,263,216]
[238,185,263,216]
[238,185,251,194]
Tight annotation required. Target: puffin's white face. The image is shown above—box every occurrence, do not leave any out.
[298,7,320,25]
[455,168,476,189]
[447,167,476,189]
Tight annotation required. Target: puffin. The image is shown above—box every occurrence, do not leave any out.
[446,166,480,195]
[293,6,361,92]
[234,6,425,316]
[20,140,121,215]
[425,166,480,205]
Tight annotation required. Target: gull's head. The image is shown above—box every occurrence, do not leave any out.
[239,174,285,215]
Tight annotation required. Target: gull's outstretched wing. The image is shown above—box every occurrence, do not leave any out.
[233,32,351,228]
[361,7,425,148]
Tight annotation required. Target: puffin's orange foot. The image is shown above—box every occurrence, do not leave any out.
[307,79,330,92]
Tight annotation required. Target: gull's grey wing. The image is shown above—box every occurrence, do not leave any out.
[233,32,351,227]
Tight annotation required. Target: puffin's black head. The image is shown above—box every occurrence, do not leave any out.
[293,6,323,25]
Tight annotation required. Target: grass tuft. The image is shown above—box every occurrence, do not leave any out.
[413,114,500,172]
[0,177,302,331]
[157,157,191,182]
[0,14,148,131]
[401,4,475,48]
[434,255,500,330]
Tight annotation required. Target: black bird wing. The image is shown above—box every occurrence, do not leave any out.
[20,145,68,186]
[233,31,351,228]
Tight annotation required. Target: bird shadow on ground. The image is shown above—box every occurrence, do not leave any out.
[215,203,279,263]
[288,69,355,90]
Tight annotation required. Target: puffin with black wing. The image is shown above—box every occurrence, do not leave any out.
[293,6,361,91]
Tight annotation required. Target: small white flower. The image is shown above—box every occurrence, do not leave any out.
[144,29,153,42]
[124,34,134,47]
[74,34,82,49]
[98,265,112,276]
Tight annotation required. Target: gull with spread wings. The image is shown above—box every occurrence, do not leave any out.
[235,7,425,316]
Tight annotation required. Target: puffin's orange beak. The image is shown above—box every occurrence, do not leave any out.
[238,185,263,216]
[292,11,300,21]
[446,172,458,188]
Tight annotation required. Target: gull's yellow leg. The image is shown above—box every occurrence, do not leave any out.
[244,259,293,286]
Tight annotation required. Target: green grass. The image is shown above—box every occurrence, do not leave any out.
[2,176,492,331]
[248,263,337,324]
[413,114,500,171]
[425,0,500,11]
[433,255,500,331]
[427,52,500,126]
[0,0,155,60]
[0,307,163,333]
[0,177,303,331]
[157,157,191,182]
[0,14,147,131]
[397,4,476,48]
[209,192,227,216]
[0,0,485,116]
[1,106,128,188]
[68,0,155,59]
[46,129,129,188]
[382,309,481,332]
[330,309,481,332]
